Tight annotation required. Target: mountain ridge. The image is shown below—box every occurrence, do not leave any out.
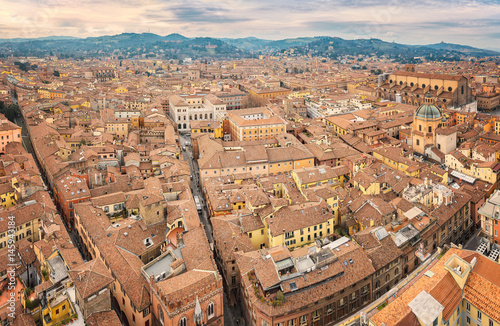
[0,33,497,59]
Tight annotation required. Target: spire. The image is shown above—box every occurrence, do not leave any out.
[194,296,203,324]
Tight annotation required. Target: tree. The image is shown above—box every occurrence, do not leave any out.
[241,94,266,109]
[0,103,19,121]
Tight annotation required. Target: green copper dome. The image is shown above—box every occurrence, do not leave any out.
[415,104,442,119]
[415,92,442,119]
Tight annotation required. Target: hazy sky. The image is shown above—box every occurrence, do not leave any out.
[1,0,500,49]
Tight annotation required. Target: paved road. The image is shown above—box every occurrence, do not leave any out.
[178,133,213,243]
[178,133,245,326]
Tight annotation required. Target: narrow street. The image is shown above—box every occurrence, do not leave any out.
[178,133,213,243]
[15,98,239,325]
[12,99,86,259]
[178,133,244,326]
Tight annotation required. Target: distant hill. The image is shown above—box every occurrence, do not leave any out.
[219,37,271,51]
[164,33,189,41]
[424,41,499,57]
[0,33,497,60]
[277,37,499,61]
[220,36,321,51]
[265,37,319,50]
[0,33,247,59]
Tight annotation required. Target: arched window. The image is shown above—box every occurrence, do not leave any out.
[386,274,390,282]
[208,302,215,319]
[414,258,419,267]
[461,86,464,94]
[428,126,432,133]
[158,305,164,326]
[375,280,380,289]
[180,317,187,326]
[395,268,399,276]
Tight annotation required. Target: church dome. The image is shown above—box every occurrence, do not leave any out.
[415,92,442,119]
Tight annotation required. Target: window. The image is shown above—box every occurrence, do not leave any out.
[208,302,215,319]
[158,305,164,325]
[143,306,150,317]
[466,302,470,313]
[416,139,420,146]
[478,311,482,321]
[312,309,321,320]
[428,126,432,133]
[419,125,422,131]
[288,319,296,326]
[180,317,187,326]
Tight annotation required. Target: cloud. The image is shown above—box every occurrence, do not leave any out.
[0,0,499,48]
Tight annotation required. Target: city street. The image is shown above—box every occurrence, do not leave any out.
[178,133,244,326]
[178,133,213,243]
